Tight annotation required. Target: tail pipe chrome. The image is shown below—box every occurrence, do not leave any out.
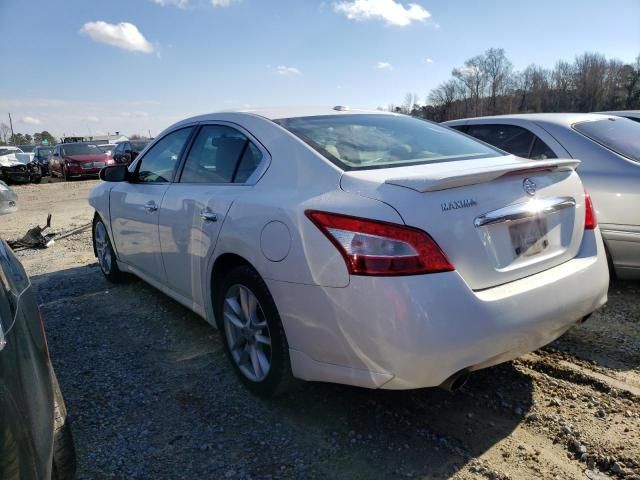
[439,369,471,392]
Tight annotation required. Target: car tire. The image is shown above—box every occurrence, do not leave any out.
[31,176,42,184]
[51,370,76,480]
[216,265,294,397]
[93,217,124,282]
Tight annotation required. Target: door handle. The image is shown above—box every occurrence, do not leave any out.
[144,201,158,213]
[200,210,218,222]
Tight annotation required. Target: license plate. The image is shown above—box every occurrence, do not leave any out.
[509,217,548,257]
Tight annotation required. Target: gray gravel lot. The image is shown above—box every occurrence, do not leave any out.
[2,180,639,479]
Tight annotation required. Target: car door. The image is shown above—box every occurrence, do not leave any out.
[158,123,267,309]
[109,126,195,282]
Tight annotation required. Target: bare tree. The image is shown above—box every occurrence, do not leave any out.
[0,123,10,144]
[483,48,512,114]
[573,52,608,111]
[406,48,640,121]
[453,55,487,116]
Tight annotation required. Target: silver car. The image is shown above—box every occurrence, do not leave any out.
[445,114,640,279]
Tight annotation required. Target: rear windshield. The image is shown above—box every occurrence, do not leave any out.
[61,144,104,156]
[573,117,640,162]
[274,114,502,170]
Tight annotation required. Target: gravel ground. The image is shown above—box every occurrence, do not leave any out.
[1,179,639,479]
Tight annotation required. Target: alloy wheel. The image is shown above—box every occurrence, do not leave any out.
[223,284,272,382]
[94,222,112,274]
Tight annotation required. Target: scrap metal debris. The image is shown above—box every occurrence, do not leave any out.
[7,214,91,251]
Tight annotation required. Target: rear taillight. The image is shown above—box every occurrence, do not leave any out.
[584,189,597,230]
[305,210,454,276]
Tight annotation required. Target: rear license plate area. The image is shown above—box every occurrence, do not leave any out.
[509,217,548,257]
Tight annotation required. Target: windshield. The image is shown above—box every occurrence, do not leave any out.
[98,144,116,152]
[275,114,502,170]
[573,117,640,162]
[61,144,104,156]
[131,141,150,153]
[37,147,53,158]
[19,145,35,152]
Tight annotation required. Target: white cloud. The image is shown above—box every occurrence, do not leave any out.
[376,61,393,70]
[80,21,155,54]
[334,0,431,26]
[275,65,301,76]
[152,0,189,7]
[87,116,100,122]
[22,116,42,125]
[211,0,240,5]
[425,57,434,64]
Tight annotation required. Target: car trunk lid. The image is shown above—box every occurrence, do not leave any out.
[340,155,587,290]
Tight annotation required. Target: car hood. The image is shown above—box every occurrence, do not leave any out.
[65,154,108,163]
[0,154,23,167]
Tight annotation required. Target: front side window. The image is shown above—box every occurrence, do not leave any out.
[136,127,194,183]
[180,125,261,183]
[573,117,640,162]
[275,114,501,170]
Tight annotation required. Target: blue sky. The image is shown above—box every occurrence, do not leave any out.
[1,0,639,137]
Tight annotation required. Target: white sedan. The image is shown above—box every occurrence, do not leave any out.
[89,107,609,396]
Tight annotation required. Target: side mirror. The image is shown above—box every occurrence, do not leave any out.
[99,164,130,182]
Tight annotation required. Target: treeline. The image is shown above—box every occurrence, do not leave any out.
[0,123,58,147]
[392,49,640,122]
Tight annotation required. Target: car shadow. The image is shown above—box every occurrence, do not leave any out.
[34,263,534,479]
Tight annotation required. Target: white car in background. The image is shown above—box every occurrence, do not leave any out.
[445,113,640,279]
[89,107,609,396]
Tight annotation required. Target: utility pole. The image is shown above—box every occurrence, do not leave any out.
[8,113,15,143]
[148,129,151,139]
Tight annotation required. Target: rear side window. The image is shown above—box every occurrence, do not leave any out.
[529,138,557,160]
[466,124,534,157]
[136,127,194,183]
[180,125,262,183]
[275,114,501,170]
[573,117,640,162]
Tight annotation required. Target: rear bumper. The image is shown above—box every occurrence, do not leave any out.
[601,225,640,279]
[268,228,609,389]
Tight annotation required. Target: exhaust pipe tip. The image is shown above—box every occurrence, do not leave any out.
[580,314,592,324]
[439,370,471,392]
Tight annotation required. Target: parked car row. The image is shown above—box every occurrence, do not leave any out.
[0,140,151,184]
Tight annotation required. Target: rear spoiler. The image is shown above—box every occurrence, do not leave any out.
[384,158,581,193]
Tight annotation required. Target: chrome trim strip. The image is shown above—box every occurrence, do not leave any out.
[474,196,576,228]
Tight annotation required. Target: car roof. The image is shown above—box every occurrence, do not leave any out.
[178,106,399,124]
[594,110,640,118]
[444,112,618,127]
